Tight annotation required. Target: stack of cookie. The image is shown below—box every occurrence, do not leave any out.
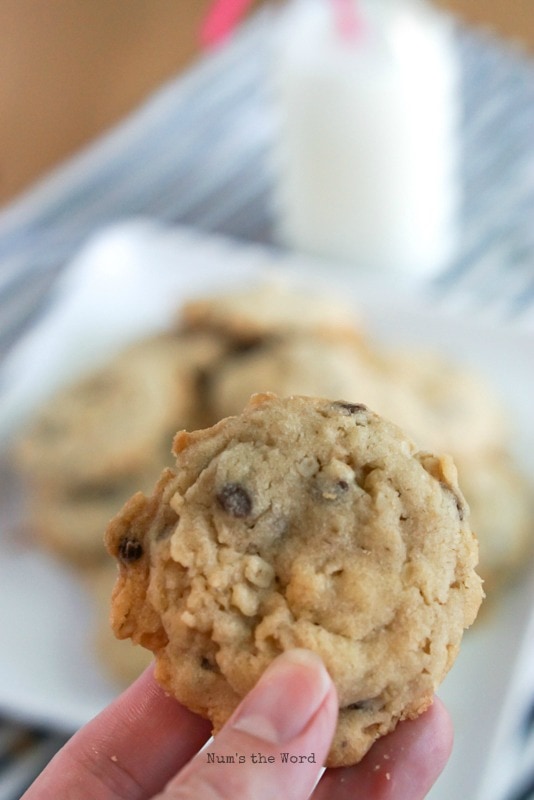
[15,331,225,564]
[13,281,533,684]
[14,329,226,684]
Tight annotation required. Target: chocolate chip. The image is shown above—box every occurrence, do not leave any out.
[118,536,144,563]
[231,336,264,354]
[333,401,368,415]
[200,656,215,671]
[216,483,253,518]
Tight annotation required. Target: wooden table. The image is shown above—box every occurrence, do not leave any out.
[435,0,534,52]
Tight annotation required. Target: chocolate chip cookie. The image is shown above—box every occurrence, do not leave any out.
[106,394,483,766]
[455,450,534,592]
[181,280,361,344]
[14,330,223,562]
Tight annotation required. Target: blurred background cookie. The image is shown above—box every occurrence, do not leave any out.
[16,331,223,488]
[181,280,362,344]
[206,331,382,421]
[455,451,534,592]
[14,329,224,566]
[83,562,153,685]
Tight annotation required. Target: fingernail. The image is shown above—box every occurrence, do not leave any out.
[231,649,332,745]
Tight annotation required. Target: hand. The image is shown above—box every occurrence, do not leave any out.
[22,649,452,800]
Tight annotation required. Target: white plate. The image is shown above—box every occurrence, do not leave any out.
[0,221,532,800]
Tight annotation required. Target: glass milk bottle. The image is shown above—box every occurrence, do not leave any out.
[270,0,461,277]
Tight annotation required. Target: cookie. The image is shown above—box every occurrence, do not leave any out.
[84,563,154,685]
[106,393,483,767]
[181,280,361,345]
[24,469,160,565]
[209,338,508,461]
[374,349,509,459]
[15,330,224,566]
[208,333,384,423]
[15,331,223,489]
[455,451,534,593]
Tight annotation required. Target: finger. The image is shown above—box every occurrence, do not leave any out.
[22,665,212,800]
[153,649,338,800]
[313,696,453,800]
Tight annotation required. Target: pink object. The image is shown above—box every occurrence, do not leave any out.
[200,0,256,49]
[331,0,365,42]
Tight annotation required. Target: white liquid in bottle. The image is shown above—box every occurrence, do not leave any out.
[271,0,461,277]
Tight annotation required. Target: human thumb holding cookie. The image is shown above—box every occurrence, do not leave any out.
[22,649,452,800]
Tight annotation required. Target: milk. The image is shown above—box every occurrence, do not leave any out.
[271,0,461,277]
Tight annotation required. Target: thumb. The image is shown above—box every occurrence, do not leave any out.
[154,649,338,800]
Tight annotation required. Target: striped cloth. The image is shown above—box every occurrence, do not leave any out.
[0,721,68,800]
[433,25,534,327]
[0,8,533,800]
